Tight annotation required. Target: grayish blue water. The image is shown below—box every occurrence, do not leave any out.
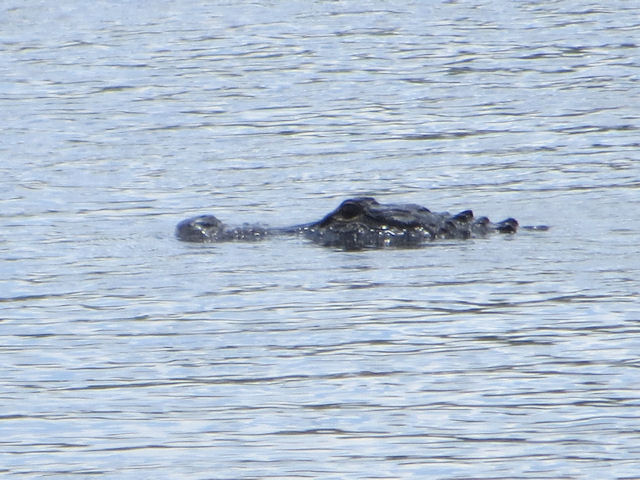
[2,1,640,478]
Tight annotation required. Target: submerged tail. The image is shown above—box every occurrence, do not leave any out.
[521,225,550,231]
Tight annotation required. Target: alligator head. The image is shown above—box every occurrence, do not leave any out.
[176,196,525,250]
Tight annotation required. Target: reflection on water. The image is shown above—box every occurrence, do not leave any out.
[2,0,640,478]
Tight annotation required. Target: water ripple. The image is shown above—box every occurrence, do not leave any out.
[2,0,640,478]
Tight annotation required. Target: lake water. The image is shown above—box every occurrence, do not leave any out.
[2,1,640,478]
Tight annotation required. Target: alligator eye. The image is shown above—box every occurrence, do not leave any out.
[339,201,363,219]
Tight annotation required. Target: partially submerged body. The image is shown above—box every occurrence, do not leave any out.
[176,197,545,250]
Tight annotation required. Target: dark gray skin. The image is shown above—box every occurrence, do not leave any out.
[176,197,546,250]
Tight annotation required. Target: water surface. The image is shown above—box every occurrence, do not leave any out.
[2,1,640,478]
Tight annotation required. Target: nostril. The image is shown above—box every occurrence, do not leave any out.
[195,216,222,229]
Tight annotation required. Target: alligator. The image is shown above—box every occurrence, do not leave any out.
[176,197,546,250]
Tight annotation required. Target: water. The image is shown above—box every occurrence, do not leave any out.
[2,1,640,478]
